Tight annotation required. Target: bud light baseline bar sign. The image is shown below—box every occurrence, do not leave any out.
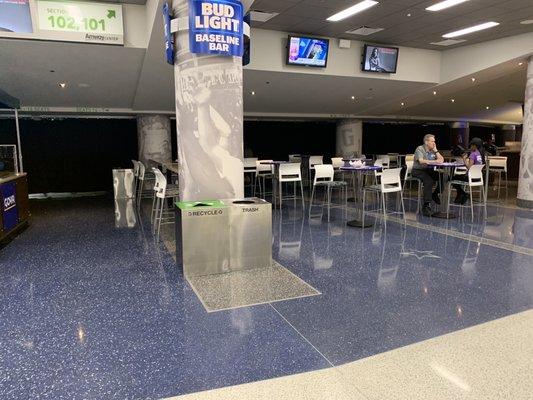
[2,182,18,232]
[189,0,243,57]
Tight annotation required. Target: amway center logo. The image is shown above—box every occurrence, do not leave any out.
[4,195,16,211]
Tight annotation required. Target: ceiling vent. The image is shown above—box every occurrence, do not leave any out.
[345,26,384,36]
[430,39,466,46]
[250,11,279,23]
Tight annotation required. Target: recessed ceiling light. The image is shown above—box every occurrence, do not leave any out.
[426,0,470,12]
[518,62,524,66]
[486,106,490,110]
[451,99,455,103]
[433,91,437,95]
[401,102,405,106]
[407,13,411,17]
[520,20,533,25]
[251,91,255,95]
[327,1,379,22]
[351,96,356,100]
[443,22,499,38]
[471,77,476,82]
[58,83,67,88]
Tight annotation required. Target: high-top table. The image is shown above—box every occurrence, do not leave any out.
[340,165,382,228]
[260,161,290,208]
[427,161,464,219]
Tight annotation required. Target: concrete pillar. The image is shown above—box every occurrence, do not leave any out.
[518,57,533,209]
[336,119,363,157]
[171,0,245,201]
[137,115,172,166]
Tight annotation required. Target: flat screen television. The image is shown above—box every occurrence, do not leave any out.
[0,0,33,33]
[287,35,329,68]
[362,44,399,73]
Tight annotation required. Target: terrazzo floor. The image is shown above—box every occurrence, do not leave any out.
[0,195,531,399]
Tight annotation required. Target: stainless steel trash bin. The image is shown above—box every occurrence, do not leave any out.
[112,169,135,199]
[175,200,230,277]
[224,198,272,271]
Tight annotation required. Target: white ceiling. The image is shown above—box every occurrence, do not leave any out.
[0,0,529,125]
[251,0,533,50]
[0,39,145,108]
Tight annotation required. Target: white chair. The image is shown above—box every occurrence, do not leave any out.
[151,168,179,238]
[403,160,422,211]
[376,155,390,170]
[255,160,274,199]
[331,157,344,169]
[488,156,508,200]
[446,164,487,222]
[388,153,399,168]
[244,157,258,196]
[308,155,324,190]
[288,154,301,163]
[131,160,140,200]
[362,167,405,224]
[278,163,305,210]
[309,164,348,222]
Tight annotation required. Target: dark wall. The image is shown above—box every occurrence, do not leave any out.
[362,122,451,155]
[362,122,506,155]
[0,117,138,193]
[244,120,336,161]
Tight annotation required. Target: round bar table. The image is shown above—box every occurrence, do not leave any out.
[340,165,382,228]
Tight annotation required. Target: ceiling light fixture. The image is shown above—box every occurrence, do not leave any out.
[251,91,255,95]
[518,62,524,66]
[443,21,499,38]
[426,0,470,12]
[451,99,455,103]
[407,13,412,17]
[471,77,476,82]
[401,102,405,106]
[486,106,490,110]
[433,91,437,95]
[351,96,356,100]
[58,83,67,88]
[327,0,379,22]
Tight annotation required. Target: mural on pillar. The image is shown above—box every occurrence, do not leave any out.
[336,120,362,157]
[518,61,533,205]
[137,115,172,165]
[172,0,244,202]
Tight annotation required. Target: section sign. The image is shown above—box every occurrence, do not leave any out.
[37,0,124,45]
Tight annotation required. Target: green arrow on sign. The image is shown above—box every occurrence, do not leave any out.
[107,10,116,19]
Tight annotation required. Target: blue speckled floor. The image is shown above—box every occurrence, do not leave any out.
[1,197,531,399]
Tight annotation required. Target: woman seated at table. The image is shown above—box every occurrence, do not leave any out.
[453,137,485,204]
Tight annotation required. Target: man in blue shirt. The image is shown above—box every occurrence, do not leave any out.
[412,134,444,216]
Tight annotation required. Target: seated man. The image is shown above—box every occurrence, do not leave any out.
[412,134,444,216]
[453,137,485,204]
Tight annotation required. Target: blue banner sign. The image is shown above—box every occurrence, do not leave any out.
[189,0,243,57]
[2,182,18,231]
[162,2,174,65]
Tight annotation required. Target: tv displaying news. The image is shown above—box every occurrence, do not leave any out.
[362,44,399,73]
[287,35,329,68]
[0,0,33,33]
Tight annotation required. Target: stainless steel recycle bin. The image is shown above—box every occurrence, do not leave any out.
[223,197,272,271]
[175,200,230,277]
[175,198,272,277]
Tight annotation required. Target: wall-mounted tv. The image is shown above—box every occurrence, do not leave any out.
[0,0,33,33]
[287,35,329,68]
[362,44,399,73]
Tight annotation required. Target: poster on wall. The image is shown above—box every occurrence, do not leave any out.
[189,0,244,57]
[2,182,18,232]
[36,0,124,45]
[0,0,33,33]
